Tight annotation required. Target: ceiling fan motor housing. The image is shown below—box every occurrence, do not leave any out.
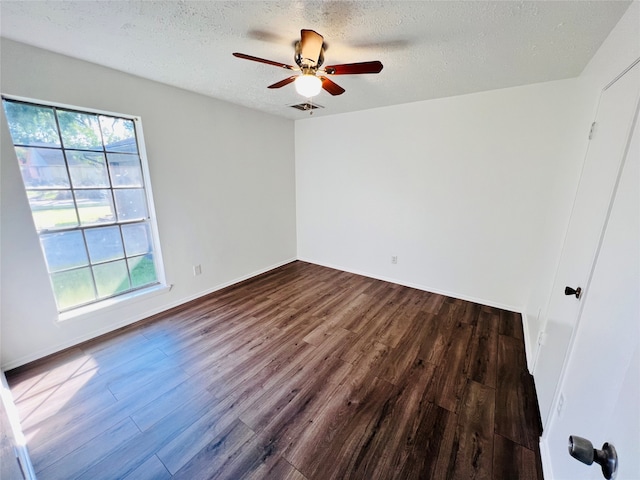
[295,40,324,69]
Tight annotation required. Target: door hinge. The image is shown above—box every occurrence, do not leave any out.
[588,121,596,140]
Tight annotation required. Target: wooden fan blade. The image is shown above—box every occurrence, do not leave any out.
[319,76,345,96]
[300,29,324,65]
[324,61,383,75]
[233,52,296,70]
[268,76,297,89]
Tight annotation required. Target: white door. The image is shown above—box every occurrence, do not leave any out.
[545,93,639,479]
[534,61,640,427]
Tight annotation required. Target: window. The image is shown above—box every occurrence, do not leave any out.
[2,97,165,312]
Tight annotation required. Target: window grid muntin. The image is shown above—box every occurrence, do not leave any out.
[51,104,100,300]
[3,98,159,312]
[40,221,151,272]
[44,251,154,310]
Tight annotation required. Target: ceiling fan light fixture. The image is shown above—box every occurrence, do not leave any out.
[294,74,322,97]
[234,29,382,98]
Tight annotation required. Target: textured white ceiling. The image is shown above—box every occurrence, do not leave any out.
[0,1,632,119]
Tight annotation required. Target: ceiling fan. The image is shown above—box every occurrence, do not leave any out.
[233,29,383,98]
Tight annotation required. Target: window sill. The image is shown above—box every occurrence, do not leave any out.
[57,283,172,323]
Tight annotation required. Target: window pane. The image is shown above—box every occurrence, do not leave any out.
[85,226,124,263]
[107,154,143,187]
[114,189,148,221]
[27,190,78,231]
[2,102,61,147]
[67,151,110,188]
[51,268,96,310]
[99,116,137,153]
[75,189,115,225]
[57,110,102,150]
[94,260,130,298]
[121,223,152,256]
[15,147,70,189]
[129,254,157,288]
[40,231,89,272]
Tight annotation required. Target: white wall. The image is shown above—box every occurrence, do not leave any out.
[0,39,296,369]
[295,79,590,316]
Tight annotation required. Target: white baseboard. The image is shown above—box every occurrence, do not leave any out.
[2,258,297,370]
[539,436,554,479]
[521,311,536,373]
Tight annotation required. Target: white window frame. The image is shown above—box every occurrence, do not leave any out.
[2,94,168,320]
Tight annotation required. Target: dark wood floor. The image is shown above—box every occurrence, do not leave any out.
[6,261,543,479]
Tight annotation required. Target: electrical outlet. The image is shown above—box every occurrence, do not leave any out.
[193,264,202,276]
[391,256,398,264]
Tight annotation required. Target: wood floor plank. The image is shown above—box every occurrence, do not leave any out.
[6,348,93,402]
[130,377,216,432]
[499,309,525,340]
[302,316,345,346]
[239,352,351,434]
[109,366,191,401]
[190,434,308,480]
[168,316,277,373]
[416,305,459,366]
[16,368,118,432]
[27,368,200,469]
[122,455,171,480]
[170,419,256,480]
[241,454,308,480]
[141,306,240,345]
[291,375,398,479]
[206,333,315,399]
[339,288,404,334]
[397,401,458,480]
[6,261,542,480]
[377,317,427,385]
[289,358,438,479]
[457,301,482,326]
[75,389,223,480]
[493,433,541,480]
[425,321,474,412]
[422,291,446,314]
[446,380,495,479]
[372,290,427,349]
[308,278,372,321]
[338,319,388,365]
[177,323,279,378]
[36,417,140,479]
[90,338,178,379]
[247,377,349,477]
[467,309,500,388]
[495,334,537,450]
[155,341,339,474]
[156,392,254,474]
